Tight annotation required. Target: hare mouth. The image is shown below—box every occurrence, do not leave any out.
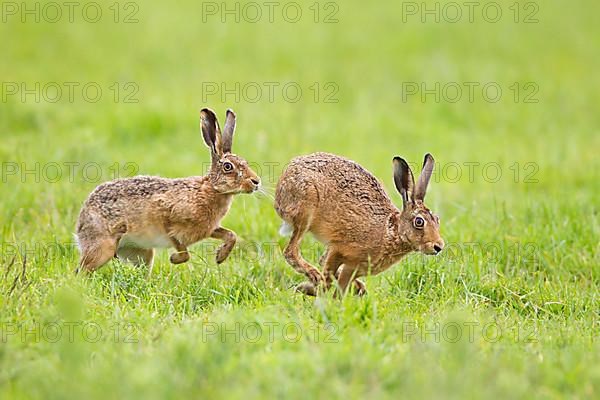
[216,183,259,195]
[420,245,440,255]
[217,188,253,195]
[242,184,260,194]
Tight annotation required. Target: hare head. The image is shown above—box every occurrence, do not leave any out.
[201,108,261,194]
[393,154,445,255]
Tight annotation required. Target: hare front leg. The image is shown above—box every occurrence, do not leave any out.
[117,246,155,267]
[322,249,343,289]
[335,265,361,297]
[335,266,367,296]
[211,227,237,264]
[353,278,367,296]
[169,237,190,264]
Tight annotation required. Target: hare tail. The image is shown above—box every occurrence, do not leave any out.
[279,221,293,237]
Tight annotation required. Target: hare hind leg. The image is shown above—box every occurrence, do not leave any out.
[295,247,334,295]
[297,263,366,297]
[283,219,324,285]
[295,249,342,296]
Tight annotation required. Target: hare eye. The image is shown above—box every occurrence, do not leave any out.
[223,162,234,172]
[413,216,425,229]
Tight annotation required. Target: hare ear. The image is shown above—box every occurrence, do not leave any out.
[200,108,222,160]
[414,153,434,201]
[393,157,415,208]
[221,109,236,154]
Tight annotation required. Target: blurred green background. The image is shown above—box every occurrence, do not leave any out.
[1,0,599,398]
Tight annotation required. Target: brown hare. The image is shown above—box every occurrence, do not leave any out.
[75,108,260,273]
[274,152,444,296]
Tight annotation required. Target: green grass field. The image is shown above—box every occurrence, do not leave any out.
[1,0,599,398]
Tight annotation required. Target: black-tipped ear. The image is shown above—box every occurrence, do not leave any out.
[414,153,434,201]
[200,108,221,160]
[393,156,415,208]
[221,109,236,154]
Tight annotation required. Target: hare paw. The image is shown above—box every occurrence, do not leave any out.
[216,244,233,264]
[295,282,317,296]
[170,251,190,264]
[307,268,324,286]
[354,279,367,296]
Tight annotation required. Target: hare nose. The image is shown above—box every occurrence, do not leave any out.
[250,178,260,186]
[433,244,443,254]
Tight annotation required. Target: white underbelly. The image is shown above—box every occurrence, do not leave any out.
[118,232,172,249]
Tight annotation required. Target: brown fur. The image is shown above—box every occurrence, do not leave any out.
[76,109,260,273]
[274,152,444,296]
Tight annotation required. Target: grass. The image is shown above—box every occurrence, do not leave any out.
[1,0,599,398]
